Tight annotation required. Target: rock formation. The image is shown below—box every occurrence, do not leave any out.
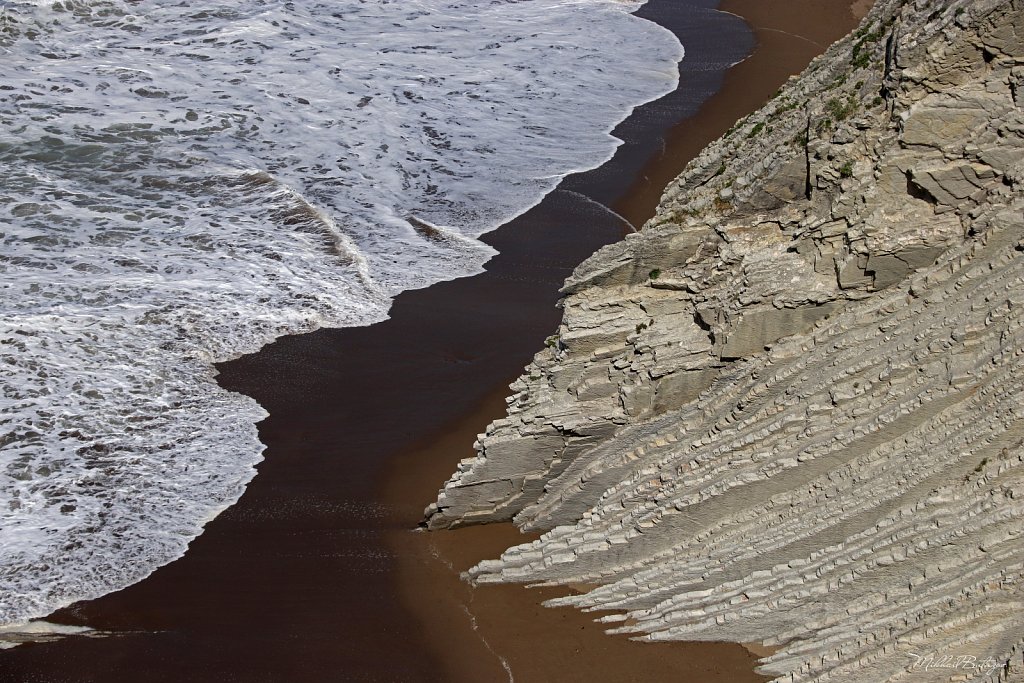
[427,0,1024,680]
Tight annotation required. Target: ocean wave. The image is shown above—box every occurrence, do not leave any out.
[0,0,682,625]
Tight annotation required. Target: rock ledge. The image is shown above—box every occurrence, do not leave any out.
[428,1,1024,680]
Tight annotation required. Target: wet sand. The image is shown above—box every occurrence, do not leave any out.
[0,2,860,682]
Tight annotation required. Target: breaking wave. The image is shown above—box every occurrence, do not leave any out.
[0,0,682,624]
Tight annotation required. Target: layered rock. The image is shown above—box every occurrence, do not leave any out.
[427,0,1024,680]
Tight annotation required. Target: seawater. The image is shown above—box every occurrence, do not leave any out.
[0,0,682,625]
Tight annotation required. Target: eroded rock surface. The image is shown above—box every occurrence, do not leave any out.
[427,1,1024,680]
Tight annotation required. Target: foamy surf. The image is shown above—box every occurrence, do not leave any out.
[0,620,99,649]
[0,0,682,625]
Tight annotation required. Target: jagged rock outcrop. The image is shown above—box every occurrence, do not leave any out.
[427,1,1024,680]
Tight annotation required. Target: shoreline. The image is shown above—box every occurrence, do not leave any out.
[0,2,861,681]
[384,1,865,681]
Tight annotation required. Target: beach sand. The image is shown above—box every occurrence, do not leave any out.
[0,2,860,681]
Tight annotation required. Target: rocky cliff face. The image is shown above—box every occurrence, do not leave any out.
[426,0,1024,680]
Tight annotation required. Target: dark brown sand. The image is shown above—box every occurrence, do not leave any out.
[0,3,859,682]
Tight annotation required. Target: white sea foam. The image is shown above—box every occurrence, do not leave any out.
[0,0,682,624]
[0,619,97,649]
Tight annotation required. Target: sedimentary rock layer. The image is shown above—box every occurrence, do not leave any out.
[428,0,1024,680]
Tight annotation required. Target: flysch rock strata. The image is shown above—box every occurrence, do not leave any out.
[426,0,1024,680]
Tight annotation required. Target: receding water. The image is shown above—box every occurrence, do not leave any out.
[0,0,682,625]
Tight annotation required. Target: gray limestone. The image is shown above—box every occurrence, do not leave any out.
[426,1,1024,680]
